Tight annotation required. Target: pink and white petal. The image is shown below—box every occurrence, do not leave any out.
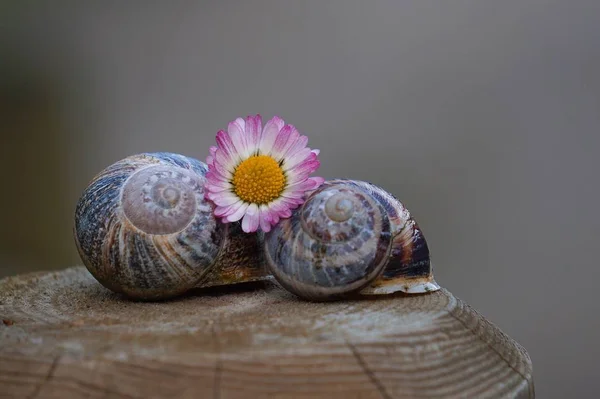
[204,181,227,191]
[235,117,245,131]
[260,205,274,222]
[214,150,237,173]
[284,173,309,187]
[228,120,250,158]
[286,168,317,186]
[261,220,273,232]
[288,148,321,173]
[311,149,320,156]
[244,114,262,150]
[214,141,234,162]
[287,157,320,180]
[216,130,240,162]
[254,115,263,137]
[205,170,219,184]
[270,199,296,216]
[241,204,260,232]
[206,170,231,184]
[215,202,241,217]
[308,176,325,187]
[282,148,312,171]
[261,202,280,223]
[206,172,232,186]
[284,176,323,193]
[281,135,308,159]
[206,170,230,186]
[206,190,225,202]
[205,178,232,190]
[259,116,285,155]
[205,183,231,193]
[294,150,318,166]
[282,195,305,206]
[266,208,281,223]
[262,205,280,225]
[269,199,288,213]
[280,197,305,209]
[206,146,218,164]
[225,202,249,222]
[270,213,280,225]
[211,158,233,180]
[282,125,300,151]
[258,205,273,232]
[282,189,305,199]
[275,206,293,218]
[207,161,234,182]
[213,205,229,217]
[210,192,241,207]
[271,125,299,160]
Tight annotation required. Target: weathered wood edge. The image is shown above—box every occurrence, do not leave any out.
[0,267,534,398]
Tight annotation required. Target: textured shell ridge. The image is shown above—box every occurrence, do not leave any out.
[264,179,394,300]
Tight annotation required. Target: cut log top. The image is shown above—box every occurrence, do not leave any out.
[0,267,533,399]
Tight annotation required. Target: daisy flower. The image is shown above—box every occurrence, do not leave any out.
[204,115,324,233]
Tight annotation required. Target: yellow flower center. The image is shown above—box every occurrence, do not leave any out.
[232,155,285,204]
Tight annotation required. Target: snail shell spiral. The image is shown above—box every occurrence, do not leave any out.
[74,152,265,300]
[264,179,439,301]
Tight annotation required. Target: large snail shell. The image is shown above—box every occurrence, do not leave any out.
[74,152,266,300]
[264,179,440,300]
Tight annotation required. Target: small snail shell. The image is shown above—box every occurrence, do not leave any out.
[74,152,266,300]
[263,179,440,301]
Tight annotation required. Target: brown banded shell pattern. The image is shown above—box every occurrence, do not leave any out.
[349,180,440,295]
[264,179,439,300]
[74,152,227,300]
[264,180,393,300]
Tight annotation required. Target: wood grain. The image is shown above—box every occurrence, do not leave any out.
[0,267,533,398]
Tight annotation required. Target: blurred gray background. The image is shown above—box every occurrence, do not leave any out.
[1,1,599,397]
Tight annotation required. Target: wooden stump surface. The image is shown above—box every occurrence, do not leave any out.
[0,267,533,398]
